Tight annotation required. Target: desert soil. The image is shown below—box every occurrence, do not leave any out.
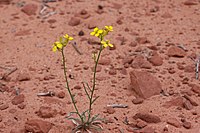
[0,0,200,133]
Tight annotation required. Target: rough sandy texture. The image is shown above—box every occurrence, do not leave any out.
[0,0,200,132]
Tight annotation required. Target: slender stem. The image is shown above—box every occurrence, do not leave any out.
[88,45,103,121]
[61,49,83,122]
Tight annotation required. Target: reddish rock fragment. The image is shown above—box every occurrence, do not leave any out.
[136,37,149,44]
[36,106,57,118]
[148,52,163,66]
[130,70,162,99]
[183,0,198,5]
[68,17,81,26]
[167,118,182,128]
[132,97,144,104]
[12,94,25,105]
[131,55,152,69]
[103,107,115,114]
[17,72,30,81]
[99,58,111,65]
[133,113,161,123]
[183,121,192,129]
[183,99,193,110]
[183,95,198,106]
[25,119,52,133]
[21,4,38,16]
[163,96,184,108]
[0,104,9,110]
[191,84,200,95]
[167,46,186,57]
[56,91,65,99]
[0,0,11,5]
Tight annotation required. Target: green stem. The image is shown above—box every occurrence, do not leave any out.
[61,49,83,123]
[87,44,103,122]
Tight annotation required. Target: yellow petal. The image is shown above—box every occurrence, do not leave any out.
[108,43,113,47]
[90,32,95,36]
[69,37,73,40]
[98,30,103,33]
[64,34,69,38]
[52,46,57,52]
[94,27,99,32]
[57,43,63,49]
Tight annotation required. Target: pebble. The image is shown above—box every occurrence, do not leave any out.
[104,107,115,114]
[135,37,150,44]
[167,46,186,57]
[78,30,84,36]
[183,0,198,5]
[133,113,161,123]
[99,58,111,65]
[11,94,25,105]
[183,121,192,129]
[74,85,81,90]
[21,3,38,16]
[36,106,57,118]
[167,118,182,128]
[132,97,144,104]
[0,104,9,110]
[183,99,193,110]
[68,17,81,26]
[56,91,65,99]
[17,72,31,81]
[148,51,163,66]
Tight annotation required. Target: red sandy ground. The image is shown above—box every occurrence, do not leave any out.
[0,0,200,133]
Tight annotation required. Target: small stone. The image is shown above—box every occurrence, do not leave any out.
[191,84,200,95]
[183,121,192,129]
[78,30,84,36]
[0,104,9,110]
[184,65,194,73]
[18,103,26,109]
[104,107,115,114]
[25,119,52,133]
[131,55,152,69]
[132,97,144,104]
[133,113,161,123]
[167,118,182,128]
[56,91,65,99]
[122,56,133,65]
[99,58,111,65]
[47,19,57,24]
[87,19,98,29]
[148,52,163,66]
[76,9,90,19]
[183,95,198,106]
[167,46,186,57]
[10,128,25,133]
[21,4,38,16]
[163,96,184,108]
[183,99,193,110]
[140,126,155,133]
[0,0,11,5]
[74,85,81,90]
[161,12,173,18]
[129,41,137,47]
[183,0,198,5]
[130,70,162,99]
[68,17,81,26]
[136,119,147,128]
[109,69,117,75]
[36,106,57,118]
[12,94,25,105]
[136,37,149,44]
[17,72,30,81]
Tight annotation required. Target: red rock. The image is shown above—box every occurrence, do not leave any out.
[0,0,11,5]
[161,12,173,18]
[17,72,30,81]
[130,70,162,99]
[68,17,81,26]
[183,0,198,5]
[73,85,81,90]
[36,106,57,118]
[10,128,25,133]
[191,84,200,95]
[163,96,184,108]
[140,126,155,133]
[12,94,25,105]
[21,4,38,16]
[75,9,90,19]
[129,41,137,47]
[167,46,186,57]
[0,104,9,110]
[25,119,52,133]
[183,95,198,106]
[183,99,193,110]
[132,97,144,104]
[122,56,133,65]
[133,113,161,123]
[56,91,65,98]
[148,52,163,66]
[131,55,152,69]
[108,69,117,75]
[104,107,115,114]
[184,65,194,73]
[15,29,31,36]
[167,118,182,128]
[136,37,149,44]
[136,119,147,128]
[183,121,192,129]
[18,103,26,109]
[47,19,57,24]
[99,58,111,65]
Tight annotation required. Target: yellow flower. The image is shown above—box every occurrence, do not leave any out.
[90,27,103,37]
[52,41,63,52]
[63,34,73,42]
[105,26,113,32]
[101,40,113,48]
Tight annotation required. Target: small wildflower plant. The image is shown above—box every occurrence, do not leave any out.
[52,26,113,133]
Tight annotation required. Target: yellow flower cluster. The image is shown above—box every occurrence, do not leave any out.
[52,34,73,52]
[90,26,113,48]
